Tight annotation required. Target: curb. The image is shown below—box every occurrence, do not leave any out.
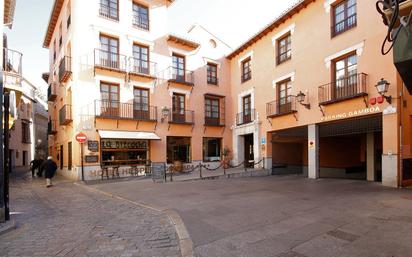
[172,169,271,183]
[74,182,195,257]
[0,219,16,236]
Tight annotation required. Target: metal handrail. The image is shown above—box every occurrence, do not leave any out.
[318,73,368,104]
[266,96,297,117]
[95,100,158,121]
[236,109,255,126]
[94,48,127,72]
[128,57,157,77]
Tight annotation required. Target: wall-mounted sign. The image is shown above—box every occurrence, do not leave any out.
[321,106,381,122]
[101,139,148,150]
[383,105,397,115]
[88,140,99,152]
[85,155,99,163]
[309,140,315,150]
[261,137,266,145]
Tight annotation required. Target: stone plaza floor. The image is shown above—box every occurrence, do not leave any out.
[0,168,181,257]
[90,174,412,257]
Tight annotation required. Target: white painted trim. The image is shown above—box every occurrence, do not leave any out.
[237,87,254,113]
[271,23,296,45]
[168,47,192,56]
[324,0,340,13]
[272,71,296,88]
[203,57,221,68]
[129,81,155,94]
[168,88,191,98]
[238,51,254,66]
[324,41,365,68]
[127,35,155,51]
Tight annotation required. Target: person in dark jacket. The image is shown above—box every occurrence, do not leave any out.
[30,158,44,177]
[42,156,58,187]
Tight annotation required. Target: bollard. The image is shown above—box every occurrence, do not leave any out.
[223,162,226,176]
[199,164,203,179]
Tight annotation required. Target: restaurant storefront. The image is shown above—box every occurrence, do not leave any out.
[77,130,162,180]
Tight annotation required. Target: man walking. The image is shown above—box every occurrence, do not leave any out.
[42,156,57,187]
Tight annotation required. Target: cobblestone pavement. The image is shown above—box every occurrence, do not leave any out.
[92,176,412,257]
[0,169,181,257]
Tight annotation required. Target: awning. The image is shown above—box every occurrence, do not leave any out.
[98,130,161,140]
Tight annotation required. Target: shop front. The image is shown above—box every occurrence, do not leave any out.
[89,130,161,179]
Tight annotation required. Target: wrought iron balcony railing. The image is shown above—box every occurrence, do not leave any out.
[236,109,256,126]
[99,2,118,21]
[266,96,297,118]
[59,104,73,125]
[128,57,157,78]
[94,49,127,72]
[169,110,195,124]
[132,15,149,30]
[47,83,58,102]
[318,73,368,105]
[166,66,195,85]
[95,100,157,122]
[48,120,57,135]
[3,48,22,75]
[59,56,72,82]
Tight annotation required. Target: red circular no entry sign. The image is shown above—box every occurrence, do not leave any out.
[75,132,87,143]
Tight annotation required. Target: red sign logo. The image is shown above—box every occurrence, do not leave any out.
[75,133,87,143]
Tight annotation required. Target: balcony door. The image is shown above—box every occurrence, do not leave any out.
[132,44,149,75]
[172,53,185,82]
[100,82,119,117]
[277,79,292,114]
[99,34,119,69]
[133,88,149,120]
[242,95,251,124]
[205,97,220,126]
[334,53,357,100]
[172,93,185,123]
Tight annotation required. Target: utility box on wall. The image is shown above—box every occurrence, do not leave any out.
[394,22,412,93]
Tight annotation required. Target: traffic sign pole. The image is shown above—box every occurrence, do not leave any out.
[75,133,87,182]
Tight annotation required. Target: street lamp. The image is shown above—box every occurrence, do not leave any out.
[375,78,392,104]
[296,91,311,109]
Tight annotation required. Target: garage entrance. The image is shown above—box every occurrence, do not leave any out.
[270,115,383,181]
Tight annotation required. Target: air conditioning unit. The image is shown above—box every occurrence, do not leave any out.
[393,22,412,93]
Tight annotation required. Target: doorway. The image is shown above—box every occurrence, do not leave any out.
[244,134,254,167]
[60,145,64,170]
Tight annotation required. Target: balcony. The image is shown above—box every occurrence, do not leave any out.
[59,56,72,82]
[95,100,157,122]
[59,104,73,125]
[266,96,298,118]
[47,83,58,102]
[48,120,57,135]
[204,116,225,127]
[128,57,157,79]
[236,109,256,126]
[99,3,118,21]
[169,110,195,124]
[133,15,149,30]
[94,49,127,74]
[3,48,22,75]
[318,73,368,105]
[207,76,218,85]
[166,67,195,87]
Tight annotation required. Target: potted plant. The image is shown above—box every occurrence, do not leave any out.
[222,146,232,169]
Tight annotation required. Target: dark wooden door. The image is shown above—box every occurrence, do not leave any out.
[60,145,63,170]
[172,93,185,123]
[132,44,149,74]
[242,95,251,124]
[99,35,119,69]
[172,54,185,82]
[277,79,292,114]
[244,134,254,168]
[100,82,119,117]
[68,142,72,171]
[133,88,150,120]
[333,53,357,100]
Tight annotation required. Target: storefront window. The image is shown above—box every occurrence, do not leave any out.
[203,138,221,162]
[167,137,191,163]
[101,139,149,166]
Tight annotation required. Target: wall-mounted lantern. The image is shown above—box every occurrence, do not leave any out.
[375,78,392,104]
[160,106,170,122]
[296,91,311,109]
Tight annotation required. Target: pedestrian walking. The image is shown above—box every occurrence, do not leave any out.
[30,158,44,177]
[42,156,57,188]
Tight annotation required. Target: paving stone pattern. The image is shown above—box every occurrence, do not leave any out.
[0,171,181,257]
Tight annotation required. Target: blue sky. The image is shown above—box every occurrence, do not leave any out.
[5,0,295,95]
